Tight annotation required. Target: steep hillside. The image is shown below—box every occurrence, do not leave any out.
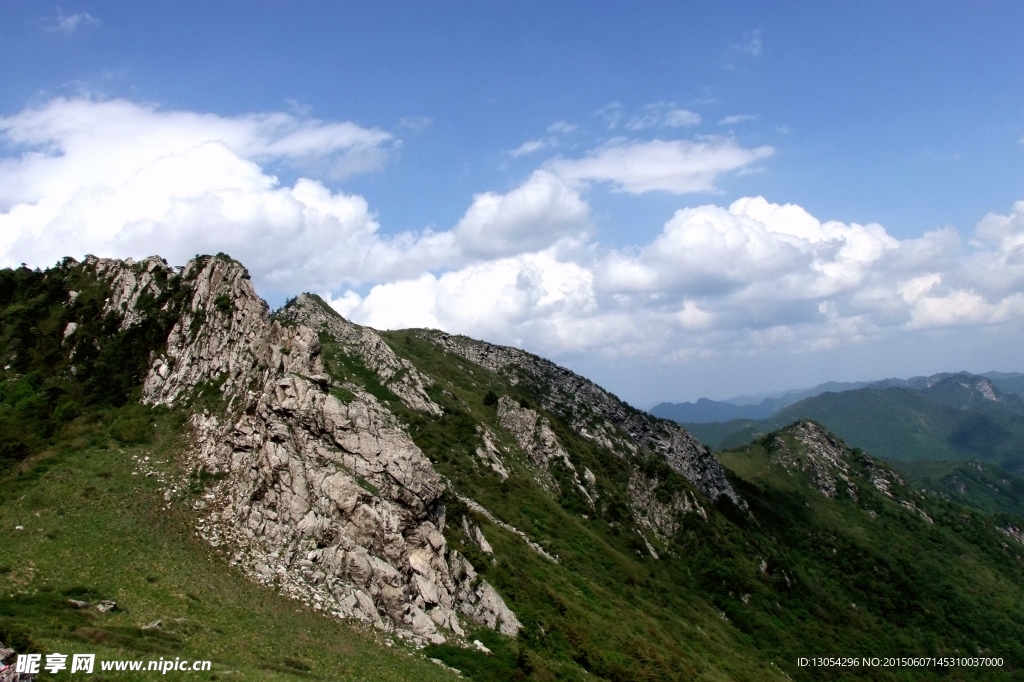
[4,255,1024,681]
[900,459,1024,520]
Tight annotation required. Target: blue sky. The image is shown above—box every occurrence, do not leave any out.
[1,2,1023,405]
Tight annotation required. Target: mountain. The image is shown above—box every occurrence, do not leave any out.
[899,459,1024,521]
[720,380,876,407]
[983,371,1024,398]
[683,377,1024,474]
[653,372,1024,425]
[651,381,875,423]
[4,255,1024,680]
[649,397,778,423]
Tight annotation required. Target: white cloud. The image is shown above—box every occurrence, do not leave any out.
[663,109,702,128]
[449,171,590,258]
[0,98,588,295]
[546,138,774,194]
[332,196,1024,370]
[46,9,99,33]
[398,116,432,133]
[547,121,577,134]
[719,114,758,125]
[334,252,598,348]
[507,139,549,157]
[0,97,397,293]
[4,97,1024,381]
[625,103,701,130]
[595,102,624,130]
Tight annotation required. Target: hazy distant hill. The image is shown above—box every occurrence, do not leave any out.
[683,374,1024,475]
[653,371,1024,425]
[650,380,873,423]
[899,459,1024,521]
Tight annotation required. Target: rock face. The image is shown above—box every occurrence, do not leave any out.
[428,332,744,508]
[89,255,517,645]
[496,395,593,502]
[775,421,933,523]
[771,421,856,499]
[628,473,707,543]
[74,253,743,645]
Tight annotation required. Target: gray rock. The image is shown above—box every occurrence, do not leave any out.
[462,517,493,554]
[428,332,744,508]
[87,255,520,644]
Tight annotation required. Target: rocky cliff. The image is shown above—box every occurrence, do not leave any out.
[75,253,740,647]
[88,255,519,645]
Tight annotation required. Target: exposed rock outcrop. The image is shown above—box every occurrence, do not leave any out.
[87,255,518,645]
[781,421,933,523]
[427,332,743,508]
[474,426,508,479]
[274,294,442,417]
[628,472,707,543]
[776,421,857,499]
[496,395,592,503]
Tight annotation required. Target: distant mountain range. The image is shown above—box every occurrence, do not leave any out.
[674,372,1024,475]
[651,371,1024,423]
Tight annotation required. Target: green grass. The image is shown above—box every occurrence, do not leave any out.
[899,459,1024,520]
[0,409,459,681]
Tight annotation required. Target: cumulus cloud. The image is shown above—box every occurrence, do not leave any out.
[332,252,599,349]
[0,98,587,295]
[0,98,395,293]
[546,137,774,194]
[4,96,1024,373]
[330,197,1024,367]
[448,171,590,257]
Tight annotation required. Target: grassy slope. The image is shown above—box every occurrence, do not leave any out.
[345,330,780,682]
[899,459,1024,520]
[0,262,455,680]
[373,330,1024,681]
[1,411,459,681]
[683,388,1024,473]
[717,429,1024,679]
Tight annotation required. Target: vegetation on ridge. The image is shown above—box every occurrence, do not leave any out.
[4,258,1024,681]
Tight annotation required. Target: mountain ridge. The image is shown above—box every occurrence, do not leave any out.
[653,371,1024,423]
[5,254,1024,680]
